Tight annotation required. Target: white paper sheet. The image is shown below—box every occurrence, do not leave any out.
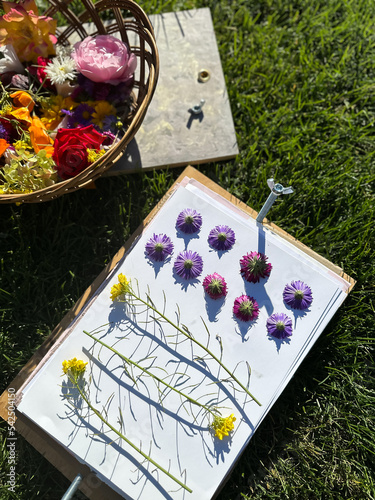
[17,178,351,499]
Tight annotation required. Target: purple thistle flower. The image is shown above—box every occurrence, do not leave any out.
[176,208,202,234]
[283,280,313,310]
[208,225,236,251]
[233,295,259,322]
[203,273,227,299]
[174,250,203,279]
[145,234,174,262]
[240,251,272,283]
[266,312,293,339]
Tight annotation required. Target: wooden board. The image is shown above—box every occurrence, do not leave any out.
[106,8,239,174]
[0,166,355,499]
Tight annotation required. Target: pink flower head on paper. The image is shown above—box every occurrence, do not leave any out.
[233,295,259,322]
[72,35,137,85]
[203,273,227,299]
[240,251,272,283]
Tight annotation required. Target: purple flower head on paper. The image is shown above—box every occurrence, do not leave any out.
[203,273,228,299]
[176,208,202,234]
[240,251,272,283]
[266,312,293,339]
[233,295,259,322]
[208,225,236,251]
[174,250,203,279]
[283,280,313,310]
[145,233,174,262]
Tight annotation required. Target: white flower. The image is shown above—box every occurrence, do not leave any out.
[44,56,77,85]
[0,45,24,74]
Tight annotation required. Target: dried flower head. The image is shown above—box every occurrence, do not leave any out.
[233,295,259,322]
[210,413,236,440]
[266,312,293,339]
[176,208,202,234]
[110,273,131,301]
[62,357,87,377]
[240,251,272,283]
[208,225,236,251]
[283,280,313,310]
[174,250,203,280]
[203,273,227,299]
[145,233,174,261]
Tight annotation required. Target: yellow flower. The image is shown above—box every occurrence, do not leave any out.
[62,357,87,377]
[39,95,66,130]
[87,148,105,164]
[92,101,116,129]
[14,140,32,151]
[110,273,131,301]
[0,104,12,116]
[211,413,236,440]
[0,0,57,63]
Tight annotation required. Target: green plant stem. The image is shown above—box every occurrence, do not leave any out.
[127,290,262,406]
[84,329,216,417]
[71,375,193,493]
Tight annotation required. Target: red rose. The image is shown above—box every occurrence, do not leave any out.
[52,125,105,179]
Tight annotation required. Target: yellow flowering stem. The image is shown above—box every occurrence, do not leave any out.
[116,283,261,407]
[83,330,217,417]
[70,376,193,493]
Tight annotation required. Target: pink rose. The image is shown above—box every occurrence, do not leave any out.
[71,35,137,86]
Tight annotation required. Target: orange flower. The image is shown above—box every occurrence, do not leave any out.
[29,115,54,156]
[10,106,32,125]
[10,91,35,112]
[0,138,10,157]
[0,0,57,63]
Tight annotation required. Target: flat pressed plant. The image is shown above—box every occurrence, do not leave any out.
[110,274,261,406]
[84,328,238,440]
[61,358,193,493]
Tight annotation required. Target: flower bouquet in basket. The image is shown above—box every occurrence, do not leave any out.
[0,0,158,202]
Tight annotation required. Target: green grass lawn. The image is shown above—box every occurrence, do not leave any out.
[1,0,374,498]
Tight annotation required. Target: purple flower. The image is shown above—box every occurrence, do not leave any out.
[283,280,313,310]
[240,251,272,283]
[266,313,293,339]
[203,273,227,299]
[0,123,9,141]
[176,208,202,234]
[233,295,259,322]
[145,234,174,262]
[174,250,203,279]
[208,225,235,251]
[69,103,94,127]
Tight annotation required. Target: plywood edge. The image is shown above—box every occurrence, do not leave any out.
[15,411,124,500]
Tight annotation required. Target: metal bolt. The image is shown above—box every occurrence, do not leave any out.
[256,178,294,223]
[189,99,205,115]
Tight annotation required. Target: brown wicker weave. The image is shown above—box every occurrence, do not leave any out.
[0,0,159,204]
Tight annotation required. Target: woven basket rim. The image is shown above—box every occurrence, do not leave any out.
[0,0,159,204]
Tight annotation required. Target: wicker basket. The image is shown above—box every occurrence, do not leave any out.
[0,0,159,204]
